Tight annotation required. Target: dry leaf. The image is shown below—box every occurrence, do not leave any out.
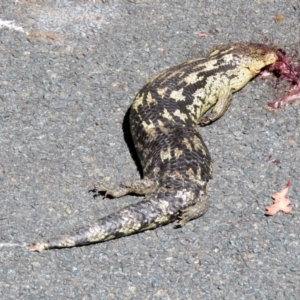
[265,181,292,215]
[274,14,285,22]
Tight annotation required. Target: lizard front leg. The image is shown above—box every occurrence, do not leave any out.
[199,86,232,126]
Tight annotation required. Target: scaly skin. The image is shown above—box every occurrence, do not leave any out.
[27,43,278,251]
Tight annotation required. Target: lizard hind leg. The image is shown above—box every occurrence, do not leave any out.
[95,178,156,198]
[176,194,210,226]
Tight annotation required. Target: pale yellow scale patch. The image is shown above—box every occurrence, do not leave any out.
[170,88,186,102]
[209,46,234,57]
[141,223,159,231]
[146,92,157,106]
[144,159,154,176]
[194,58,218,72]
[172,170,184,180]
[174,147,183,159]
[183,138,193,151]
[118,210,143,234]
[142,120,157,137]
[173,109,188,122]
[175,189,194,203]
[132,93,144,111]
[186,168,195,177]
[220,53,236,64]
[152,166,161,177]
[158,119,170,135]
[135,141,143,152]
[162,108,174,121]
[183,72,204,85]
[196,168,203,180]
[118,222,142,234]
[86,226,107,242]
[153,215,172,224]
[192,135,205,153]
[185,103,200,123]
[103,235,117,241]
[145,198,175,226]
[160,147,172,162]
[143,148,150,158]
[157,87,168,98]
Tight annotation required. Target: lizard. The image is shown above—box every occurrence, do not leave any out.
[27,42,279,251]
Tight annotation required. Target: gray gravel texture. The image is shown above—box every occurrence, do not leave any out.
[0,0,300,299]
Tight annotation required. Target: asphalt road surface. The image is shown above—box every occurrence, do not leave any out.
[0,1,300,299]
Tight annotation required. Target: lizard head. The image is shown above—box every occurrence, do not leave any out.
[210,42,279,76]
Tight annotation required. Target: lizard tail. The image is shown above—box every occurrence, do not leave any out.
[26,196,185,252]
